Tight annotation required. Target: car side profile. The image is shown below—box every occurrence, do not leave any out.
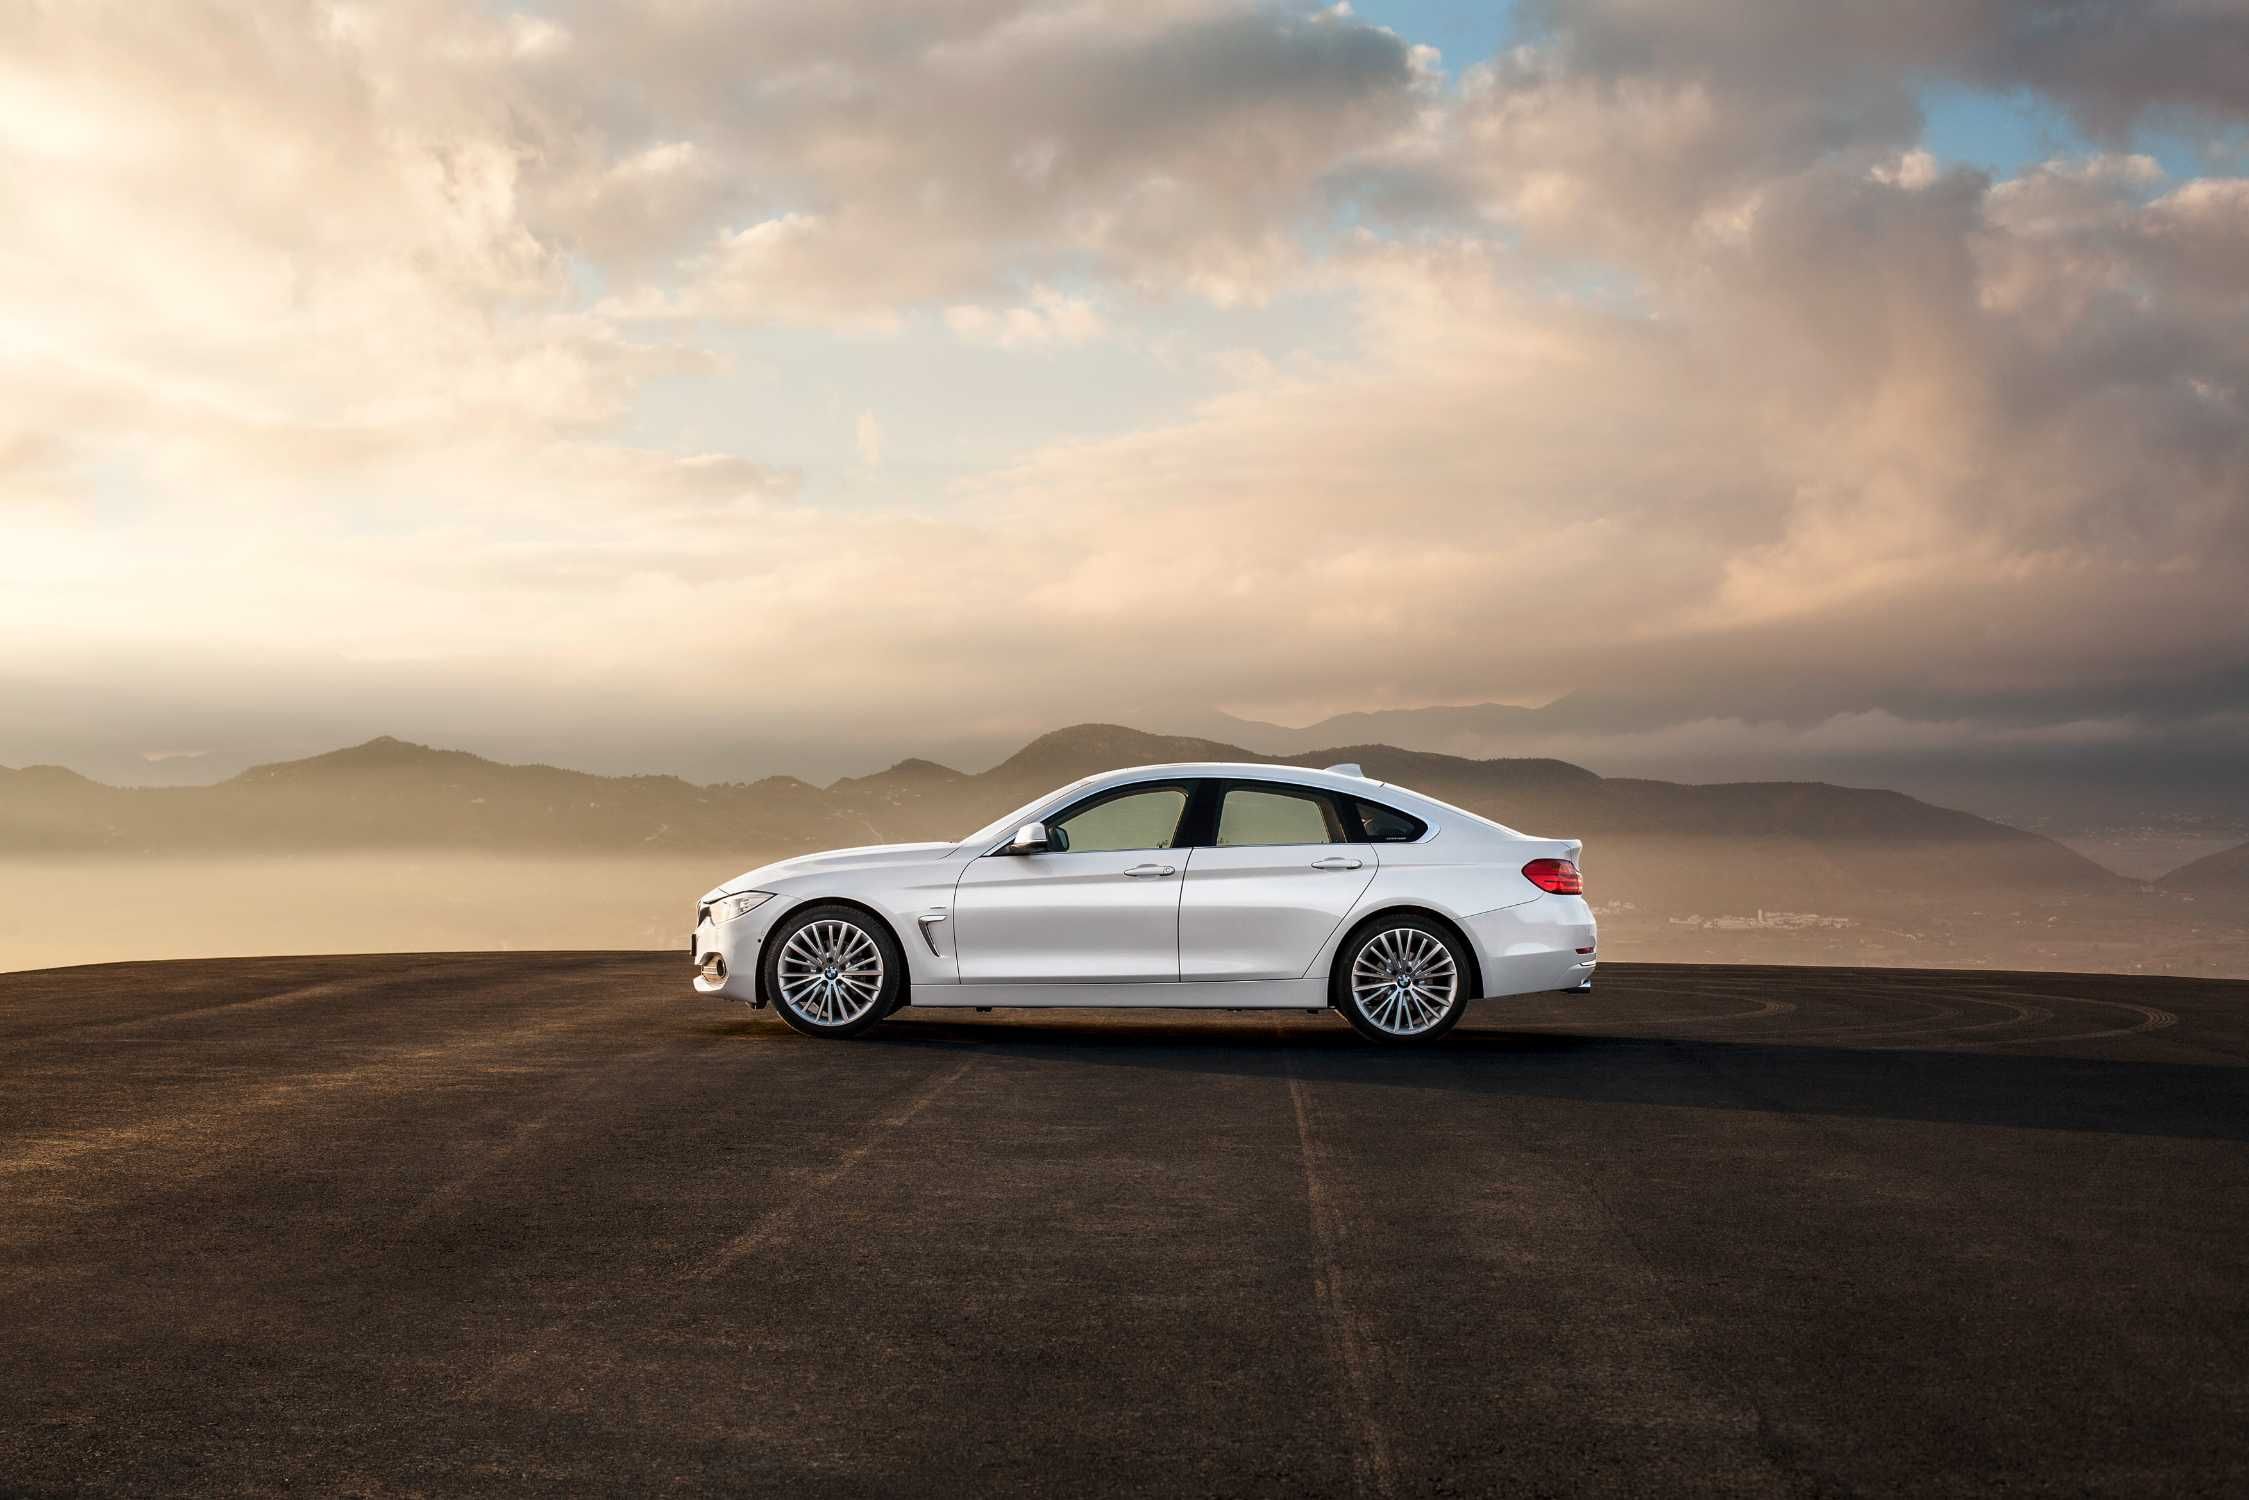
[692,762,1595,1043]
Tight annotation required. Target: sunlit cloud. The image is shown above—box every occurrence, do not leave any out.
[0,0,2243,792]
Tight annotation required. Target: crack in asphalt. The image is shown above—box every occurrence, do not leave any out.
[1282,1041,1397,1500]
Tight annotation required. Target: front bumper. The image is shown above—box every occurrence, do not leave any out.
[691,896,791,1004]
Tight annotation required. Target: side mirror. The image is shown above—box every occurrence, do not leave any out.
[1006,821,1066,854]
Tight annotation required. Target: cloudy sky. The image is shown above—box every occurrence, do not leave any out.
[3,0,2246,807]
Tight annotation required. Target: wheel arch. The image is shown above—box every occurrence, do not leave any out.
[1326,904,1485,1002]
[756,896,916,1011]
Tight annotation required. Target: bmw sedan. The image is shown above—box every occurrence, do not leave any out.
[692,761,1595,1043]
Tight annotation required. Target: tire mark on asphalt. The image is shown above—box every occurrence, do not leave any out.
[1281,1042,1396,1500]
[1496,991,1798,1032]
[0,960,474,1038]
[684,1055,978,1283]
[1863,989,2177,1051]
[455,1050,980,1407]
[0,990,660,1304]
[0,979,628,1190]
[1565,972,2171,1053]
[396,1106,566,1231]
[333,1035,696,1267]
[1755,989,2048,1044]
[1490,972,2180,1059]
[1523,971,2184,1055]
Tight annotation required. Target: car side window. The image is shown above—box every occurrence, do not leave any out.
[1052,785,1190,853]
[1216,785,1347,847]
[1355,799,1427,843]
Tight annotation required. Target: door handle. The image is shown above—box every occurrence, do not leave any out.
[1310,856,1363,871]
[1122,863,1177,878]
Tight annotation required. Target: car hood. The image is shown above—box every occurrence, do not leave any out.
[706,841,960,900]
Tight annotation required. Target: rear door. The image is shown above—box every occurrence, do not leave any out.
[1178,781,1377,981]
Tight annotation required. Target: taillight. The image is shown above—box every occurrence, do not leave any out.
[1522,858,1583,895]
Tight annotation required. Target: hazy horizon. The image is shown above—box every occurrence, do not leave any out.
[5,832,2237,977]
[11,716,2243,883]
[7,721,2245,976]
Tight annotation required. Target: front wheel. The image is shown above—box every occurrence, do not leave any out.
[762,904,903,1039]
[1332,916,1472,1043]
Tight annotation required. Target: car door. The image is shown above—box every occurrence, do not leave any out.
[951,780,1197,984]
[1178,781,1377,981]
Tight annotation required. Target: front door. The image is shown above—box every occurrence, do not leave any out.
[951,781,1195,983]
[1179,782,1377,980]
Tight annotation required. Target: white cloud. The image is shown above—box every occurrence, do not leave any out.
[855,409,884,468]
[1872,149,1939,190]
[943,287,1105,348]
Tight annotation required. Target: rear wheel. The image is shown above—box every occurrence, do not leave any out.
[762,904,902,1039]
[1332,916,1471,1043]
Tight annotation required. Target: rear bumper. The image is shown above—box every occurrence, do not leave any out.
[1464,896,1597,998]
[1484,948,1597,996]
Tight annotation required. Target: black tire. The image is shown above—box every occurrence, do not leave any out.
[1330,914,1473,1044]
[761,903,904,1039]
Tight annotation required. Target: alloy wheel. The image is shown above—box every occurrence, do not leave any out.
[1349,926,1459,1036]
[776,918,885,1027]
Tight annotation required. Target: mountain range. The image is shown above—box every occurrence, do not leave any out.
[0,721,2109,863]
[1172,701,1607,759]
[5,722,2239,973]
[1159,700,2249,853]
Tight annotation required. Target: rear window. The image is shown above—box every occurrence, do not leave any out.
[1217,785,1348,846]
[1355,799,1427,843]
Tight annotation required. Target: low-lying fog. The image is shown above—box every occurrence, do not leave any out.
[5,851,2242,979]
[0,854,761,975]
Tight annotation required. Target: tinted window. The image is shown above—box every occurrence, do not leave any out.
[1053,785,1190,853]
[1355,799,1427,843]
[1217,786,1346,847]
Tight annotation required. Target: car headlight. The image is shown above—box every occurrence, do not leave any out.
[711,891,776,924]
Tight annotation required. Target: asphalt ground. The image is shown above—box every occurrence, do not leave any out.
[3,955,2245,1497]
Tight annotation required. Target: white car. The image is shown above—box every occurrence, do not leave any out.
[692,761,1595,1043]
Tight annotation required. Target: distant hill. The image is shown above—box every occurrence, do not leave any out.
[3,721,2119,897]
[1169,694,1686,757]
[1181,702,1556,756]
[0,737,841,855]
[2163,841,2249,897]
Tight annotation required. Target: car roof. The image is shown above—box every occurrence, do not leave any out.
[1085,761,1386,793]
